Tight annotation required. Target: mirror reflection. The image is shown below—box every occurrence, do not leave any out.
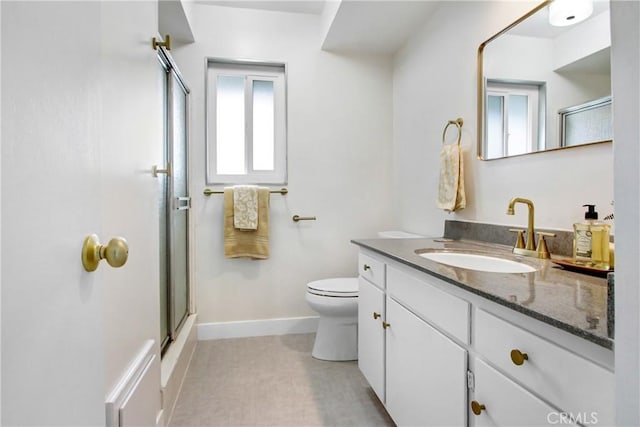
[478,0,612,160]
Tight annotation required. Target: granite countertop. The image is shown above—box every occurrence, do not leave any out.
[351,237,613,350]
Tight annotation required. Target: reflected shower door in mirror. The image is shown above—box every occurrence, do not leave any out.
[478,0,612,160]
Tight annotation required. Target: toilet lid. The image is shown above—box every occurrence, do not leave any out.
[307,278,358,297]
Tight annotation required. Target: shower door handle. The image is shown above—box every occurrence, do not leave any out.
[152,162,171,177]
[176,196,191,210]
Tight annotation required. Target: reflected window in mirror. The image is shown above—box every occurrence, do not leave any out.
[560,95,612,147]
[486,80,545,158]
[478,0,612,160]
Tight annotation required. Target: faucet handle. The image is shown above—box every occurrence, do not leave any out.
[535,231,556,259]
[509,229,526,249]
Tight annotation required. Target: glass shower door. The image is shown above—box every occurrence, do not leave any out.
[158,48,190,354]
[169,71,189,337]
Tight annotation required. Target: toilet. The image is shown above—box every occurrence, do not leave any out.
[306,230,424,361]
[306,278,359,361]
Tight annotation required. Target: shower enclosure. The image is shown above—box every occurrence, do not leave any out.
[157,47,190,354]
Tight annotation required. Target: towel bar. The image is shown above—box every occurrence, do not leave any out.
[203,187,288,196]
[442,118,463,145]
[293,215,316,222]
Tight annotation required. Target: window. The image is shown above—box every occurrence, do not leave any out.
[559,96,612,147]
[485,80,544,158]
[206,59,287,184]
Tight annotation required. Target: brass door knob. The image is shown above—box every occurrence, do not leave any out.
[82,234,129,272]
[510,349,529,366]
[471,400,486,415]
[382,321,391,329]
[363,264,371,271]
[373,312,381,320]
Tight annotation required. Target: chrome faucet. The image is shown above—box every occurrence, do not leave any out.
[506,197,555,259]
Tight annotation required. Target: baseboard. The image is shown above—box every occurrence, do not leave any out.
[161,314,197,426]
[197,316,319,341]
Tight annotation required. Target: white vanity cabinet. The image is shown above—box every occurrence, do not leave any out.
[471,358,576,427]
[385,265,469,426]
[471,309,614,426]
[358,276,385,401]
[357,252,386,401]
[357,251,469,426]
[355,248,614,427]
[386,298,467,426]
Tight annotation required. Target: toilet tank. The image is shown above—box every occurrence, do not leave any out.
[377,231,424,239]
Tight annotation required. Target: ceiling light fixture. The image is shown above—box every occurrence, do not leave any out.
[549,0,594,27]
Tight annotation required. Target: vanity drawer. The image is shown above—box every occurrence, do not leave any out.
[358,252,386,289]
[472,358,575,427]
[474,309,614,425]
[387,266,469,344]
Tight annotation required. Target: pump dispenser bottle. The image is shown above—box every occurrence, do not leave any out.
[573,204,610,269]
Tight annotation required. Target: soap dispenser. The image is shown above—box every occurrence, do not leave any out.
[573,204,610,269]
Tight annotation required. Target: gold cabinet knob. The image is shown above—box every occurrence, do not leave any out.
[363,264,371,271]
[510,349,529,366]
[382,321,391,329]
[373,312,381,320]
[82,234,129,272]
[471,400,486,415]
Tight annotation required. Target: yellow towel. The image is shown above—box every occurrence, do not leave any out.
[224,187,270,259]
[436,144,466,212]
[233,185,259,230]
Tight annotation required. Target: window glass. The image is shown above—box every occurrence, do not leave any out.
[216,75,245,175]
[487,95,505,158]
[507,94,529,156]
[252,80,275,171]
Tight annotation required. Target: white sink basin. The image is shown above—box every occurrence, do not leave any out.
[418,251,536,273]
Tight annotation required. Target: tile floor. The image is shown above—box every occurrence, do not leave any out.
[168,334,395,427]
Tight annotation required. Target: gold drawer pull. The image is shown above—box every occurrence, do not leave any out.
[363,264,371,271]
[382,321,391,329]
[471,400,486,415]
[373,312,381,320]
[510,349,529,366]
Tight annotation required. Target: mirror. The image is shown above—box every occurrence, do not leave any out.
[478,0,612,160]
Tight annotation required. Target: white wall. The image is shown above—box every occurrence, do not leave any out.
[392,1,613,237]
[0,1,3,421]
[553,10,610,71]
[172,5,394,324]
[611,1,640,424]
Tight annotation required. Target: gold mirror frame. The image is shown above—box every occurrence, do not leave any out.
[477,0,612,160]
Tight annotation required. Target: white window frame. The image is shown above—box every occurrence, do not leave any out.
[206,59,287,185]
[485,80,543,158]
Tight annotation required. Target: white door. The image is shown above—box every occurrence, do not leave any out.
[2,1,161,425]
[385,298,467,427]
[99,2,163,421]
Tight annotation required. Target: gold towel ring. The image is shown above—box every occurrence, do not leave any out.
[442,118,463,145]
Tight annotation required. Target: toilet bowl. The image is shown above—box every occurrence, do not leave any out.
[306,231,424,362]
[306,278,359,361]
